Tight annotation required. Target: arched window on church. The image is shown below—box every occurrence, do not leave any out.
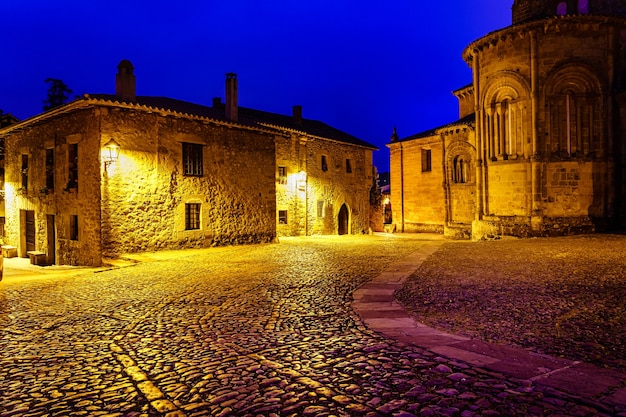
[578,0,589,14]
[485,99,522,160]
[547,88,600,158]
[453,156,468,184]
[557,1,567,15]
[483,76,529,161]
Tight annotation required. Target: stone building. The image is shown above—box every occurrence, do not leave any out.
[268,106,376,237]
[389,0,626,239]
[0,61,375,266]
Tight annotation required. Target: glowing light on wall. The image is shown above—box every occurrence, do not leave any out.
[103,138,121,166]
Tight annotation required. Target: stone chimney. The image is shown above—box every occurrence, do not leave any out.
[116,60,136,102]
[212,97,223,108]
[225,73,238,122]
[292,105,302,126]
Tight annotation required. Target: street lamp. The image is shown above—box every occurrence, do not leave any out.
[103,138,121,167]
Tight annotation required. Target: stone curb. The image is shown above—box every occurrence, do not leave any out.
[351,241,626,410]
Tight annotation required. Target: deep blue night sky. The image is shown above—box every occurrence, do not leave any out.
[1,1,511,171]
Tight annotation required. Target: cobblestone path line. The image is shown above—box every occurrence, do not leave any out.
[1,235,623,416]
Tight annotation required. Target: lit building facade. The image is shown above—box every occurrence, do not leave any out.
[389,0,626,239]
[268,107,375,237]
[0,61,375,266]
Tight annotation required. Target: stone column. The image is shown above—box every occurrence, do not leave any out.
[473,51,485,220]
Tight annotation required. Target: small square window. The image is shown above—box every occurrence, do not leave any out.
[183,143,203,176]
[421,149,432,172]
[278,166,287,184]
[278,210,288,225]
[321,155,328,172]
[21,154,28,190]
[185,203,201,230]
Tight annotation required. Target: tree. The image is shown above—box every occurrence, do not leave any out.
[43,78,73,111]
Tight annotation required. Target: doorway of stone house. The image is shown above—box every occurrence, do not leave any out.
[23,210,36,255]
[46,214,56,265]
[338,203,349,235]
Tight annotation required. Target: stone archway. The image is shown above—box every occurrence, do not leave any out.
[338,204,349,235]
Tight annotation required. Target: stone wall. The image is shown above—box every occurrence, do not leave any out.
[275,133,373,236]
[2,104,278,266]
[4,108,104,266]
[389,137,446,233]
[485,163,532,217]
[99,106,277,256]
[390,4,626,240]
[470,16,620,230]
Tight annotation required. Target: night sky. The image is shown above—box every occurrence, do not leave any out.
[2,1,511,172]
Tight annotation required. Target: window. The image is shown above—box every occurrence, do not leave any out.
[317,200,325,218]
[70,215,79,241]
[453,156,468,183]
[185,203,201,230]
[578,0,588,13]
[321,155,328,172]
[183,143,203,176]
[278,210,288,225]
[346,159,352,173]
[549,92,595,157]
[556,1,567,15]
[278,166,287,184]
[21,154,28,190]
[45,149,54,191]
[421,149,432,172]
[68,143,78,190]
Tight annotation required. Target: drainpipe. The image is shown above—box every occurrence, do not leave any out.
[473,51,484,222]
[400,144,405,233]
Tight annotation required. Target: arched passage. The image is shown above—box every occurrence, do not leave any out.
[338,203,349,235]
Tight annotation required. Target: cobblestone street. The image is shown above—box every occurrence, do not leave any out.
[0,235,622,416]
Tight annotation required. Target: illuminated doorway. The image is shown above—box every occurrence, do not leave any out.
[338,203,349,235]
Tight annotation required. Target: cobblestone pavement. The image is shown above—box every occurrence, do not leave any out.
[0,234,622,416]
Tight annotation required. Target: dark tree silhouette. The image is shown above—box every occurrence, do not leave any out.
[43,78,73,111]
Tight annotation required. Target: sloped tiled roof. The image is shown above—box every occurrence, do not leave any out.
[87,94,377,150]
[394,113,476,143]
[239,107,376,149]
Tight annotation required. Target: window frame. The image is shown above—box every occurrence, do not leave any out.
[278,166,287,185]
[278,210,288,225]
[21,154,28,190]
[453,156,468,184]
[182,142,204,177]
[185,203,201,230]
[421,149,432,173]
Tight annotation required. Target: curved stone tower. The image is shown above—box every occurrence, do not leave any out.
[512,0,626,24]
[462,0,626,237]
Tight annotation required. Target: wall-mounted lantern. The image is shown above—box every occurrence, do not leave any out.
[103,138,121,166]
